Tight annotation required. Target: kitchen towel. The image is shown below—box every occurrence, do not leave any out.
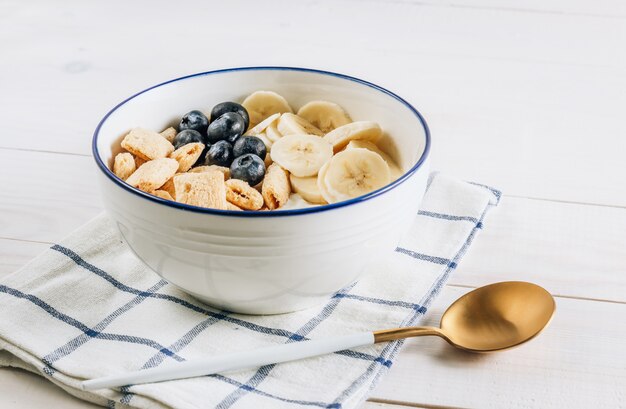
[0,173,500,409]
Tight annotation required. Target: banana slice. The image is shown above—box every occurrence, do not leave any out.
[323,148,391,203]
[254,131,273,148]
[270,134,333,177]
[245,113,280,136]
[297,101,352,133]
[265,121,283,142]
[277,113,324,137]
[289,174,327,204]
[250,131,274,167]
[346,140,403,180]
[323,121,382,153]
[317,160,336,204]
[242,91,293,128]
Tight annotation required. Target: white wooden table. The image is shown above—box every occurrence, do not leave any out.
[1,0,625,408]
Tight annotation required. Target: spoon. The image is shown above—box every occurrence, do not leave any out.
[82,281,555,391]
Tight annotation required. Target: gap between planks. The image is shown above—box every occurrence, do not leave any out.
[0,146,91,158]
[0,236,54,245]
[347,0,626,20]
[446,283,626,306]
[367,398,466,409]
[505,194,626,210]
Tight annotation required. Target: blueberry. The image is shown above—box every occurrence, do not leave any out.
[207,112,246,145]
[203,140,234,167]
[230,154,266,186]
[172,129,206,149]
[233,136,267,160]
[210,102,250,130]
[179,110,209,133]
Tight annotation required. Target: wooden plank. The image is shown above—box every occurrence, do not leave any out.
[2,58,625,207]
[419,56,626,206]
[0,239,50,279]
[0,0,625,206]
[363,402,426,409]
[0,150,102,242]
[358,0,626,17]
[453,197,626,303]
[369,286,626,409]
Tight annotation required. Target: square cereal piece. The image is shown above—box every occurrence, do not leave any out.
[125,158,178,193]
[134,155,147,168]
[189,165,230,180]
[170,142,204,173]
[112,152,136,180]
[121,127,174,160]
[262,163,291,209]
[173,172,227,209]
[160,126,177,143]
[152,189,174,201]
[160,176,177,200]
[225,179,264,210]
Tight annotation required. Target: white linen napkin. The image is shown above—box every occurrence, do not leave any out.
[0,173,500,409]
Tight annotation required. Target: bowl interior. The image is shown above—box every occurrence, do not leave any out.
[96,68,428,179]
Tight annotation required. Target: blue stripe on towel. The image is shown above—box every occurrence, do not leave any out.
[334,293,424,312]
[394,247,452,265]
[119,312,231,405]
[51,245,308,340]
[417,210,479,224]
[52,244,435,340]
[41,233,455,407]
[212,374,340,408]
[0,285,185,363]
[42,279,167,375]
[214,283,356,409]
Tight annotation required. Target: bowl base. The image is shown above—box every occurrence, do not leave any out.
[181,286,336,315]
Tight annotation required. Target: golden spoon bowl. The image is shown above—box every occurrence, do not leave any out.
[374,281,556,352]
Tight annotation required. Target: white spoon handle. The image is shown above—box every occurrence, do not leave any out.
[81,331,374,391]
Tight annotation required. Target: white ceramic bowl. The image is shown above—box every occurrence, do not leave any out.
[93,67,431,314]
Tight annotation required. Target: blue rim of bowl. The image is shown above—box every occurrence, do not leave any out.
[92,66,431,217]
